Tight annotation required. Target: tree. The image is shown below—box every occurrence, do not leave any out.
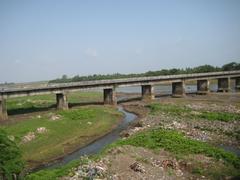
[0,129,24,179]
[222,62,239,71]
[61,74,68,80]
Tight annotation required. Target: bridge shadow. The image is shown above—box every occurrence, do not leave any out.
[117,97,142,103]
[8,105,56,116]
[69,101,103,108]
[7,102,104,116]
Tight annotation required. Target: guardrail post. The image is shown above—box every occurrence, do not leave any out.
[217,78,230,92]
[172,81,186,97]
[197,79,209,94]
[56,93,69,110]
[104,88,117,105]
[141,85,154,100]
[0,98,8,121]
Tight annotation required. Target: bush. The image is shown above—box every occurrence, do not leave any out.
[0,129,24,179]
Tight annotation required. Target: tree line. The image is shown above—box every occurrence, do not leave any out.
[49,62,240,84]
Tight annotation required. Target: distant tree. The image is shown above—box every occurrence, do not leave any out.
[192,65,217,73]
[61,74,68,80]
[222,62,240,71]
[0,129,24,179]
[48,62,239,83]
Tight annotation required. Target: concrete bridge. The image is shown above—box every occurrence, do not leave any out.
[1,70,240,121]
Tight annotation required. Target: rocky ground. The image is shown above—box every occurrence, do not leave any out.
[62,93,240,180]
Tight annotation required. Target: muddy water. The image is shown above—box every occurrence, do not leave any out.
[33,106,137,171]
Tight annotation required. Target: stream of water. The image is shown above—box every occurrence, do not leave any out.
[32,106,137,171]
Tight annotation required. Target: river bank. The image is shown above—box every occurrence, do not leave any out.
[7,105,123,171]
[51,92,240,180]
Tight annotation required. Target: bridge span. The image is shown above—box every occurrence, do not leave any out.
[1,70,240,120]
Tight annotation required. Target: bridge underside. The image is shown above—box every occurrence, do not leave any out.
[142,85,154,100]
[197,80,209,94]
[172,81,185,97]
[218,78,230,92]
[56,93,69,110]
[104,88,117,105]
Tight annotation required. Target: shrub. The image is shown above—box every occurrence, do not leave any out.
[0,129,24,179]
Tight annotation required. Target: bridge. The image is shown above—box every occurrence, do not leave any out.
[1,70,240,121]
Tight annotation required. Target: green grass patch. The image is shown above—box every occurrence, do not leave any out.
[147,103,240,122]
[2,106,122,166]
[25,158,86,180]
[147,103,191,116]
[198,111,240,122]
[107,128,240,169]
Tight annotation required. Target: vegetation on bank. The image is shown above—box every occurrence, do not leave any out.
[28,127,240,179]
[106,128,240,178]
[49,62,240,83]
[25,159,83,180]
[2,106,122,167]
[0,129,24,179]
[147,103,240,122]
[110,128,240,167]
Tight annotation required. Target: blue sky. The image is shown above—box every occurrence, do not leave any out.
[0,0,240,83]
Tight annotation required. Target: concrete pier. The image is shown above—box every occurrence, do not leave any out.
[56,93,69,110]
[197,80,209,94]
[0,98,8,121]
[104,88,117,105]
[141,85,154,100]
[236,78,240,90]
[172,81,185,97]
[218,78,230,92]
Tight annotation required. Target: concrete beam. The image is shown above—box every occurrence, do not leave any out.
[172,81,185,97]
[218,78,230,92]
[0,98,8,121]
[141,85,154,100]
[197,79,209,94]
[236,77,240,90]
[56,93,68,110]
[104,88,117,105]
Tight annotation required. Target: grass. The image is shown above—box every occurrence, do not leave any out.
[147,103,240,122]
[109,128,240,168]
[25,158,86,180]
[105,128,240,178]
[2,106,122,167]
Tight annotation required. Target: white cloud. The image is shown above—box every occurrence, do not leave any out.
[85,48,98,57]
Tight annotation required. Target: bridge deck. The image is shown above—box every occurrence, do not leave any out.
[1,70,240,98]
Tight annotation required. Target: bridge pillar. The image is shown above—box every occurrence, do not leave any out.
[56,93,68,110]
[172,81,185,97]
[0,98,8,121]
[218,78,230,92]
[104,88,117,105]
[236,78,240,90]
[141,85,154,100]
[197,80,209,94]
